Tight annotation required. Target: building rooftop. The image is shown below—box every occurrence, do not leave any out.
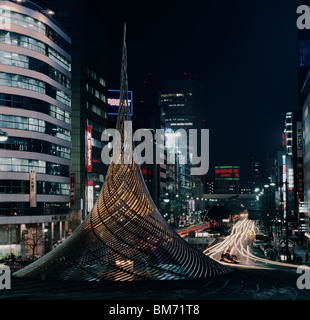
[5,0,67,33]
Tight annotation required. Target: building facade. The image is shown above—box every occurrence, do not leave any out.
[37,0,109,231]
[159,80,204,219]
[281,111,308,237]
[0,0,72,258]
[214,165,240,193]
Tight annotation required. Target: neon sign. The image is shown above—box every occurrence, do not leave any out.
[86,125,92,172]
[108,89,133,115]
[215,166,239,180]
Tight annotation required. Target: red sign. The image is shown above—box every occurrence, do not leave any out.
[215,166,239,180]
[86,125,92,172]
[70,173,75,205]
[297,163,304,202]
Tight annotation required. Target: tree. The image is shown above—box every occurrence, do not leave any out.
[24,224,44,260]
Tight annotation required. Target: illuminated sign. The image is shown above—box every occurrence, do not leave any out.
[107,89,133,115]
[29,169,37,207]
[70,173,75,206]
[288,168,294,191]
[87,180,94,213]
[86,125,92,172]
[297,122,303,158]
[282,155,287,214]
[215,166,239,181]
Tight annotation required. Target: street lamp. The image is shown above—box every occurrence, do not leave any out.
[0,129,8,142]
[42,9,55,16]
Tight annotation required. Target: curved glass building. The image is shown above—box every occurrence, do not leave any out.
[0,0,71,258]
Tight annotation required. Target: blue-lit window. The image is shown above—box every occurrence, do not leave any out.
[0,114,70,141]
[0,93,71,124]
[0,158,46,173]
[0,31,71,72]
[0,72,45,93]
[0,50,71,89]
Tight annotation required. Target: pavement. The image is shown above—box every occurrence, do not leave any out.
[1,216,310,301]
[0,264,308,301]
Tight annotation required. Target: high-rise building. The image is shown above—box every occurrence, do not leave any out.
[297,0,310,246]
[214,165,240,193]
[132,84,167,213]
[36,0,109,230]
[159,79,203,130]
[298,4,310,108]
[283,111,307,235]
[0,0,71,258]
[159,79,204,216]
[249,154,263,188]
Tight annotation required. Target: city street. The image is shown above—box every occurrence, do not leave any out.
[1,214,310,300]
[1,0,310,306]
[205,215,301,272]
[176,221,209,238]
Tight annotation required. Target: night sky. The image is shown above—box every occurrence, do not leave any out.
[104,0,299,178]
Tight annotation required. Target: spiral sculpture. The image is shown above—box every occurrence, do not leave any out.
[13,25,230,281]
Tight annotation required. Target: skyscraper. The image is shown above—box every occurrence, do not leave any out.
[0,0,71,258]
[159,79,204,219]
[36,0,109,230]
[160,79,203,130]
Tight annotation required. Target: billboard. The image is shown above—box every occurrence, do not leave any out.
[107,89,133,115]
[70,173,76,206]
[87,180,94,213]
[86,125,92,172]
[29,169,37,207]
[215,166,239,181]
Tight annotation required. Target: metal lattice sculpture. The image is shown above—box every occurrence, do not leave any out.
[13,25,230,281]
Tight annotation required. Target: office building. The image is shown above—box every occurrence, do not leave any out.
[159,79,203,130]
[283,111,308,235]
[159,79,204,215]
[0,0,71,258]
[214,165,240,193]
[37,0,109,230]
[132,84,167,213]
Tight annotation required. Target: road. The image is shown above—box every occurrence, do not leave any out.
[177,221,209,237]
[1,215,309,300]
[199,214,310,299]
[204,215,301,271]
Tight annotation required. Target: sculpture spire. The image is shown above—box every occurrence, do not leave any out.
[13,25,230,281]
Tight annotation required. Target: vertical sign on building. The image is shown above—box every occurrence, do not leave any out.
[87,180,94,213]
[282,155,286,218]
[296,122,304,202]
[296,122,303,158]
[70,173,76,206]
[29,169,37,208]
[86,125,92,172]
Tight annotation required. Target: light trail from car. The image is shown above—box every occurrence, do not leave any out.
[204,215,301,271]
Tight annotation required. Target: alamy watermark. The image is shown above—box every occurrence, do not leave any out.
[296,265,310,290]
[0,265,11,290]
[101,121,209,176]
